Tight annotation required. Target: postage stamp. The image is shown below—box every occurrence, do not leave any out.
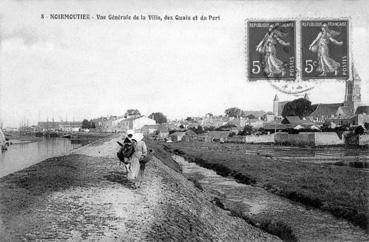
[247,21,296,81]
[301,20,349,80]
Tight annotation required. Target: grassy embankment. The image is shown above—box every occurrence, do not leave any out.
[148,140,369,232]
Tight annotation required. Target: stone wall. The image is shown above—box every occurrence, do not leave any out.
[359,134,369,146]
[275,132,315,146]
[245,134,275,143]
[275,132,344,146]
[314,132,344,146]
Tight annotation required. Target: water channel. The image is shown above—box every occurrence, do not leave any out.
[0,138,86,178]
[173,154,369,241]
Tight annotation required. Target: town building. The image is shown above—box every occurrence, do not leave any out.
[201,131,231,143]
[273,94,289,117]
[157,126,170,139]
[200,115,228,128]
[308,103,343,123]
[115,116,156,132]
[140,124,160,135]
[93,116,120,132]
[273,66,368,128]
[169,130,197,142]
[273,94,308,117]
[37,121,82,131]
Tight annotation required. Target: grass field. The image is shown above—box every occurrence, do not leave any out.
[147,140,369,231]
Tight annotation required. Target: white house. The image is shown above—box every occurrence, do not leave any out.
[117,116,156,132]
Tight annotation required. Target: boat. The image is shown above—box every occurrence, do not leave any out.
[44,131,58,138]
[35,131,43,137]
[0,130,7,151]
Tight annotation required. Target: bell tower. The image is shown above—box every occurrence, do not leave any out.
[344,65,361,115]
[273,94,279,116]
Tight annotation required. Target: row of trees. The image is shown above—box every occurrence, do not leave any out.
[148,112,167,124]
[281,98,313,118]
[187,124,261,136]
[224,107,258,119]
[123,109,168,124]
[189,100,311,120]
[124,108,262,125]
[82,119,96,129]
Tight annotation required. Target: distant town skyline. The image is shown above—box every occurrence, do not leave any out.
[1,0,368,127]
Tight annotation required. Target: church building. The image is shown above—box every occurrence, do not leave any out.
[273,66,369,126]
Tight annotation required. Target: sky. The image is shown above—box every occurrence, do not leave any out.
[0,0,368,127]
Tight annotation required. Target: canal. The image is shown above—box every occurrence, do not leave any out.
[0,138,87,178]
[173,154,369,241]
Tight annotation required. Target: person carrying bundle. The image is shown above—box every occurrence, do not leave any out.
[117,130,135,173]
[127,133,148,189]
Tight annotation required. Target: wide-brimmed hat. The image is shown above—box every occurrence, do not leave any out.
[132,133,143,142]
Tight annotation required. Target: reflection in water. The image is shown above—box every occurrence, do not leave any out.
[0,138,83,178]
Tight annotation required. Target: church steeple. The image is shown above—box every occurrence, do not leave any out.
[274,94,279,101]
[304,93,309,101]
[273,94,279,116]
[344,65,361,114]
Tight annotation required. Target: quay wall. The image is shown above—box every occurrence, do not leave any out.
[275,132,315,146]
[314,132,344,146]
[359,134,369,146]
[245,134,275,143]
[275,132,344,146]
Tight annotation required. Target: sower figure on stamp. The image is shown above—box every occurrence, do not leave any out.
[256,23,290,78]
[309,23,343,76]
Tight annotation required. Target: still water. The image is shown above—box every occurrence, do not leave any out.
[0,138,85,178]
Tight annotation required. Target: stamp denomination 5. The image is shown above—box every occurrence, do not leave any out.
[301,20,349,80]
[247,21,296,81]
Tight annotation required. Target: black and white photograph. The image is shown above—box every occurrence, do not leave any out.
[301,20,349,80]
[0,0,368,241]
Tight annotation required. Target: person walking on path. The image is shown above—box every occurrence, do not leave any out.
[127,133,147,189]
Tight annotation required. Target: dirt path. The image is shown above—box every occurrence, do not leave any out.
[0,137,278,241]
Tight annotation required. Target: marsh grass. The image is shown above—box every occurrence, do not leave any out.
[157,141,369,231]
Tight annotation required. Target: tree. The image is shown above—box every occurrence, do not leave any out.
[216,124,237,131]
[246,114,256,120]
[281,98,313,118]
[189,125,205,134]
[225,107,243,118]
[228,132,236,137]
[204,126,216,132]
[262,112,274,121]
[149,112,167,124]
[355,125,365,135]
[90,121,96,129]
[238,125,253,135]
[124,109,141,118]
[185,117,195,122]
[82,119,90,129]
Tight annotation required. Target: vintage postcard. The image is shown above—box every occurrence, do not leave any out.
[0,0,368,241]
